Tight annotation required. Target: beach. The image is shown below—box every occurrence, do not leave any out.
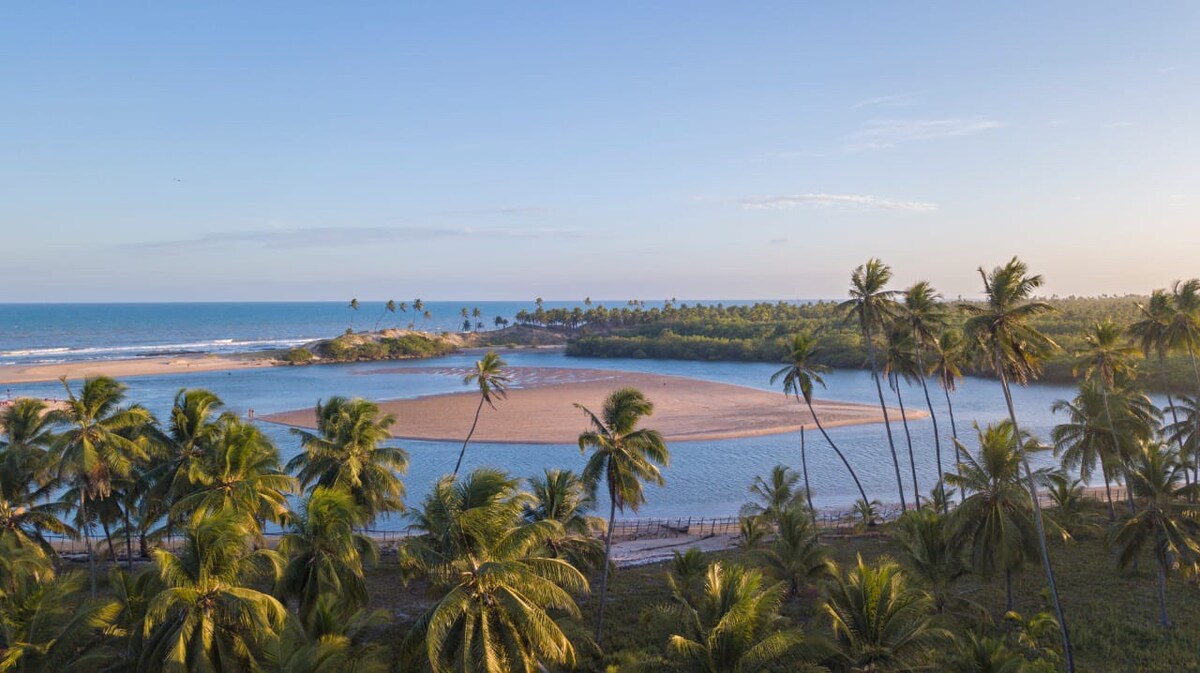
[262,366,919,444]
[0,352,278,385]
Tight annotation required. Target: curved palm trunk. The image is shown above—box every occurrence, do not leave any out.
[1100,389,1137,514]
[1186,339,1200,487]
[913,342,946,513]
[452,396,487,477]
[122,506,135,571]
[800,428,818,537]
[943,385,965,504]
[865,325,908,511]
[1099,463,1116,520]
[995,357,1076,673]
[1160,353,1189,490]
[81,491,96,597]
[1005,568,1014,613]
[102,519,117,564]
[804,399,869,504]
[595,490,617,644]
[892,375,921,508]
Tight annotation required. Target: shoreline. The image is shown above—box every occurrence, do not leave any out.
[262,366,921,444]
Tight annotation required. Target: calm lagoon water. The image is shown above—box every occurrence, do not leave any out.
[4,350,1153,527]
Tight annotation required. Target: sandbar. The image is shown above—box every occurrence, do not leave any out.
[0,353,276,385]
[262,366,923,444]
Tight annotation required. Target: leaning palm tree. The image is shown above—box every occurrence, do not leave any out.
[277,487,377,620]
[523,468,606,573]
[883,327,923,508]
[399,467,588,673]
[1072,318,1145,512]
[1108,442,1200,627]
[945,422,1054,613]
[656,562,809,673]
[577,387,670,644]
[901,281,950,511]
[961,257,1075,672]
[347,298,359,330]
[771,332,869,504]
[375,299,397,331]
[823,555,948,672]
[53,376,152,595]
[289,396,409,524]
[141,510,288,672]
[839,258,906,511]
[452,351,511,477]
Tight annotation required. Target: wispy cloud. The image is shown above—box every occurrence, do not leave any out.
[127,225,586,251]
[844,118,1003,151]
[851,93,918,110]
[439,206,550,217]
[739,193,938,212]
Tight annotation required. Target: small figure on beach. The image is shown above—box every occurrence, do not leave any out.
[248,408,255,420]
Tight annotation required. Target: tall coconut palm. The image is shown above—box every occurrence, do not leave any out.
[399,468,588,673]
[839,259,907,511]
[1051,382,1156,518]
[961,257,1074,672]
[771,332,869,504]
[523,468,605,573]
[374,299,396,331]
[945,422,1055,613]
[173,416,295,532]
[1167,280,1200,480]
[452,351,511,477]
[53,376,152,596]
[347,298,359,330]
[823,555,948,672]
[141,510,287,672]
[1072,318,1145,512]
[289,396,409,524]
[883,328,923,508]
[656,562,809,672]
[1131,290,1189,461]
[277,487,377,620]
[932,329,967,501]
[577,387,670,644]
[1108,442,1200,626]
[901,281,950,512]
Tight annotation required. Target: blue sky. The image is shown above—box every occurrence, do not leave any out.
[3,3,1197,302]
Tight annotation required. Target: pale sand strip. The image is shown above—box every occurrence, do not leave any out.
[262,367,924,444]
[0,353,276,385]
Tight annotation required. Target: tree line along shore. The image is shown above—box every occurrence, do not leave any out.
[5,257,1200,671]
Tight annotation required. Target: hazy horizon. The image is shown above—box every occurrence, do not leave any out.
[4,3,1197,302]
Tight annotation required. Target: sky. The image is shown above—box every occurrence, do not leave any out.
[2,2,1198,302]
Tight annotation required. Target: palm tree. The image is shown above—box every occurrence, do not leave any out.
[268,595,391,673]
[1165,395,1200,486]
[0,486,75,564]
[945,632,1032,673]
[523,468,605,572]
[347,298,359,330]
[961,257,1074,671]
[932,329,967,501]
[577,387,670,644]
[823,555,948,672]
[141,510,287,672]
[289,396,409,524]
[1167,279,1200,480]
[883,327,923,508]
[1131,290,1189,461]
[1108,442,1200,627]
[839,259,907,511]
[412,298,424,329]
[375,299,396,331]
[740,464,806,524]
[945,422,1052,612]
[53,376,152,595]
[757,508,833,598]
[894,508,970,614]
[173,416,295,532]
[1072,318,1145,512]
[399,468,588,673]
[277,487,377,620]
[1052,382,1156,518]
[656,562,809,672]
[901,281,950,512]
[452,351,511,477]
[0,398,64,503]
[0,570,118,672]
[771,332,869,504]
[397,300,409,328]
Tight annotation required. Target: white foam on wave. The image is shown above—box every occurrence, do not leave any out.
[0,337,316,362]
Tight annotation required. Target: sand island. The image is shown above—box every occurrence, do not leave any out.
[261,366,920,444]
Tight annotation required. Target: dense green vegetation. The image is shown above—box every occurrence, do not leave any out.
[315,331,459,362]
